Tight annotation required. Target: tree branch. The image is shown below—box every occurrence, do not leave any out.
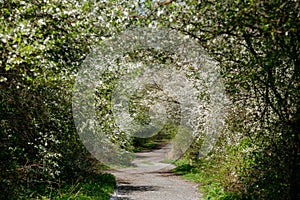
[155,0,176,6]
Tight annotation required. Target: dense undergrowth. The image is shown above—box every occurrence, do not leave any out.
[173,128,299,200]
[17,173,116,200]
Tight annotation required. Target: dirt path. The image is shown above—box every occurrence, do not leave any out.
[108,143,202,200]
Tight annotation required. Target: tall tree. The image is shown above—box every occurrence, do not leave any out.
[135,0,300,198]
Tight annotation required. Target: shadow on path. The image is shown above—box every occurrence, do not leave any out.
[108,143,202,200]
[118,185,160,195]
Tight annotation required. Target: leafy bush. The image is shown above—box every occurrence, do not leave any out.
[0,0,132,198]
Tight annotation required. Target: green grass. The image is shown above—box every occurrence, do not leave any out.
[132,130,173,152]
[24,173,116,200]
[133,140,159,152]
[172,159,241,200]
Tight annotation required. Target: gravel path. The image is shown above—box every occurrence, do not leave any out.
[108,143,202,200]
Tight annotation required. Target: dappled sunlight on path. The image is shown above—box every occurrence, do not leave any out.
[108,143,202,200]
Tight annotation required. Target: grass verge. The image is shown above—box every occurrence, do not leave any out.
[172,159,241,200]
[23,173,116,200]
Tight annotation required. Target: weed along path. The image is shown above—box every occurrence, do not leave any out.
[108,143,202,200]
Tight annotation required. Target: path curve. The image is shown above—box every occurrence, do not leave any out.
[108,143,202,200]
